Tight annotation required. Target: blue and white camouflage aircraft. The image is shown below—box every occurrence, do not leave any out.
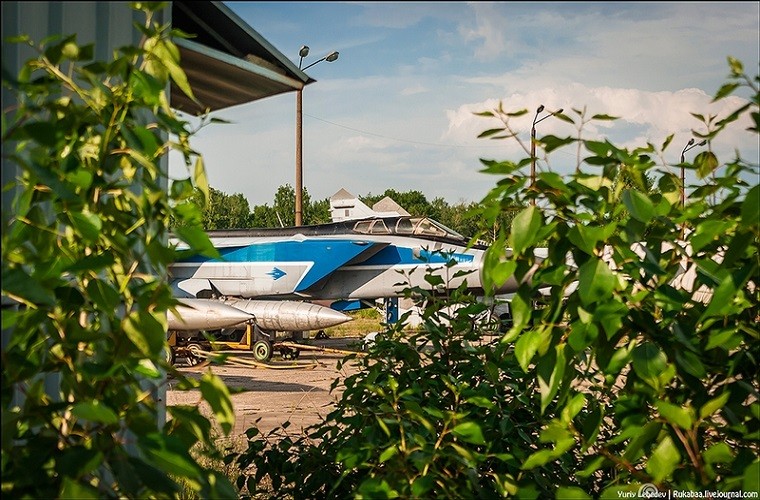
[167,215,522,361]
[171,216,519,302]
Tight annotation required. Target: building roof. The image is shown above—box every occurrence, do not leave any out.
[171,1,312,114]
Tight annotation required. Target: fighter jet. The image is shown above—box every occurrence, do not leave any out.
[166,214,524,362]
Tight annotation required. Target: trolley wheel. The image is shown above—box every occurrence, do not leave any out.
[186,343,204,366]
[252,340,273,362]
[279,346,301,361]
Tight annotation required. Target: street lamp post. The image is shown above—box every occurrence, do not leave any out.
[295,46,339,226]
[530,104,563,205]
[679,138,707,208]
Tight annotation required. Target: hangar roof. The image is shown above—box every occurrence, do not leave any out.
[171,1,312,114]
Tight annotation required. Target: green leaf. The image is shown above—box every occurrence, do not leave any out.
[451,421,486,445]
[742,460,759,493]
[556,486,591,499]
[622,189,655,222]
[576,456,606,478]
[57,447,104,478]
[694,151,719,178]
[509,206,543,256]
[200,372,235,435]
[577,258,616,306]
[357,477,397,499]
[700,275,739,321]
[86,279,121,311]
[699,392,730,420]
[140,433,200,478]
[515,328,541,371]
[71,400,119,425]
[478,127,506,138]
[561,393,586,425]
[703,442,733,465]
[714,82,740,101]
[203,470,239,500]
[740,185,759,228]
[173,226,221,260]
[1,268,56,306]
[655,400,694,430]
[69,211,102,243]
[122,311,165,357]
[567,224,604,255]
[411,476,435,498]
[690,220,734,253]
[623,421,662,462]
[378,445,398,463]
[646,436,681,482]
[193,156,210,206]
[675,350,706,378]
[632,343,669,389]
[23,121,63,147]
[537,344,567,413]
[506,288,532,337]
[488,260,517,291]
[60,477,99,499]
[540,134,574,153]
[65,169,94,190]
[521,449,555,470]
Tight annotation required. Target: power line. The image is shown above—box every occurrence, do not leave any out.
[303,113,507,149]
[303,112,580,164]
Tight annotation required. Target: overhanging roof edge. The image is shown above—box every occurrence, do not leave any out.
[210,1,315,86]
[176,38,306,90]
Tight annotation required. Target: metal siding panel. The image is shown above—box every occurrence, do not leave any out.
[1,1,171,427]
[61,2,97,45]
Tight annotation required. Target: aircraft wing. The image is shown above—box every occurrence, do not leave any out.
[170,238,390,298]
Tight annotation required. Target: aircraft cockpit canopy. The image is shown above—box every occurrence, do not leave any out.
[352,217,466,242]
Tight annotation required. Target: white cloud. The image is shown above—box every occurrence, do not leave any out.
[442,83,758,175]
[401,84,428,96]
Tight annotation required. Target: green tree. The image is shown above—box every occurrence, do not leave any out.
[250,203,278,227]
[201,187,253,229]
[361,189,434,218]
[268,184,326,227]
[1,4,236,498]
[306,196,332,225]
[476,57,759,496]
[233,57,759,498]
[272,184,297,226]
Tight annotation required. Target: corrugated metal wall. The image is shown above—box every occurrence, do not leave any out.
[1,1,171,422]
[2,1,169,221]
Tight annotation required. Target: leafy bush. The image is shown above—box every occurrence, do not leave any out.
[477,57,758,497]
[233,58,758,498]
[2,4,236,498]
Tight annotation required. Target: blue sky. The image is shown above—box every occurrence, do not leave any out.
[170,2,760,207]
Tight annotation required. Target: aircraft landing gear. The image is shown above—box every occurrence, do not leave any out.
[185,343,205,366]
[279,345,300,360]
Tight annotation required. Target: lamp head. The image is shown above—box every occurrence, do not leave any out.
[326,51,339,62]
[536,104,545,114]
[299,45,310,58]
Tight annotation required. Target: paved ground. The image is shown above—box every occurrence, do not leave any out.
[165,338,364,440]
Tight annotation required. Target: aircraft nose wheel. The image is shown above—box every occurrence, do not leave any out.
[252,340,273,362]
[186,343,205,366]
[279,345,301,361]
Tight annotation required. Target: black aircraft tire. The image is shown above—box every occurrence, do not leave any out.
[252,340,273,362]
[279,346,300,361]
[186,343,204,366]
